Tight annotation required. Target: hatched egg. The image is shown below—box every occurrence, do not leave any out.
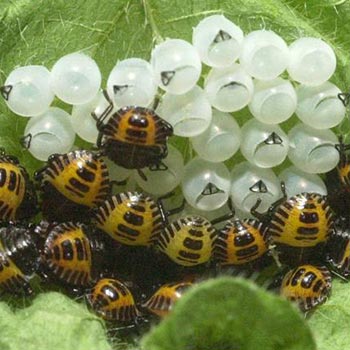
[240,30,289,80]
[106,58,158,107]
[1,65,54,117]
[190,109,241,162]
[288,123,339,174]
[50,52,101,104]
[192,14,244,67]
[23,107,75,161]
[248,78,297,124]
[240,119,289,168]
[287,37,336,86]
[151,39,202,95]
[71,90,116,143]
[135,144,184,196]
[230,161,282,215]
[278,166,327,197]
[105,158,133,184]
[296,82,345,129]
[156,85,212,137]
[182,157,231,211]
[204,63,254,112]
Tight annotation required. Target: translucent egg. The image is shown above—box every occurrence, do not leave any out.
[71,91,116,143]
[151,39,202,95]
[230,161,282,215]
[288,123,339,174]
[106,58,158,107]
[156,86,212,137]
[240,30,289,80]
[50,52,101,104]
[190,109,241,162]
[287,37,336,86]
[182,157,231,211]
[240,119,289,168]
[248,78,297,124]
[23,107,75,161]
[183,202,234,223]
[192,15,244,67]
[135,144,184,195]
[296,82,345,129]
[1,65,54,117]
[278,166,327,197]
[105,158,133,183]
[204,63,254,112]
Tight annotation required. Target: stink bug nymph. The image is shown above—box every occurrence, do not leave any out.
[94,91,173,179]
[326,136,350,223]
[87,278,141,322]
[93,191,184,247]
[251,184,334,265]
[0,150,37,221]
[0,223,39,295]
[214,218,269,267]
[142,281,193,317]
[280,264,332,311]
[35,150,110,222]
[156,208,234,267]
[40,222,110,289]
[325,217,350,278]
[93,192,163,247]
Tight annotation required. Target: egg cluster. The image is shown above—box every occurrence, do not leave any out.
[0,15,349,325]
[1,14,344,218]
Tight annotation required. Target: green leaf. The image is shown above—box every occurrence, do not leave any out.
[141,277,316,350]
[308,279,350,350]
[0,292,112,350]
[1,0,350,349]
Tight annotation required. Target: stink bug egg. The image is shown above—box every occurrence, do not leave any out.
[107,58,158,108]
[190,109,241,162]
[278,166,327,197]
[192,15,243,67]
[151,39,202,95]
[230,161,282,215]
[240,119,289,168]
[248,78,297,124]
[288,123,339,174]
[204,63,254,112]
[240,30,289,80]
[1,65,54,117]
[296,82,345,129]
[156,85,212,137]
[50,52,101,104]
[23,107,75,161]
[135,144,185,196]
[71,90,116,143]
[182,157,231,211]
[105,159,133,185]
[287,37,336,86]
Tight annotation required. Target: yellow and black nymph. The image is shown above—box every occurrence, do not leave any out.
[35,150,110,222]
